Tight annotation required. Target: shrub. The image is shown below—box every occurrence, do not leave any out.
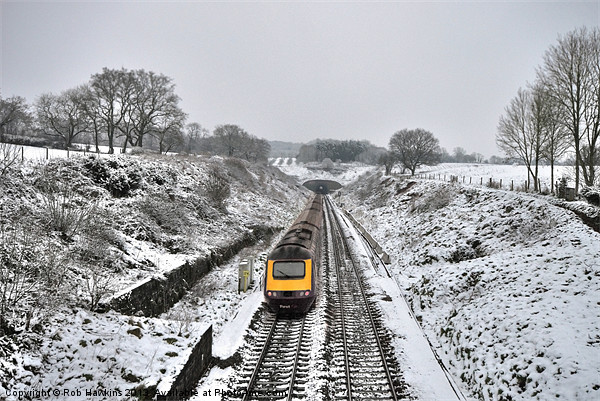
[203,167,230,210]
[82,156,143,197]
[409,185,454,213]
[137,194,189,235]
[0,142,21,176]
[0,224,70,332]
[38,179,96,239]
[82,263,115,311]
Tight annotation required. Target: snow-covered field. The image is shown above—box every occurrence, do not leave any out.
[417,163,575,192]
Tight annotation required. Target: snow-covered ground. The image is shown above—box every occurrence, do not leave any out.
[339,169,600,401]
[417,162,574,191]
[2,153,598,401]
[0,151,308,400]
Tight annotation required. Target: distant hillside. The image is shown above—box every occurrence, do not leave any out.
[268,140,303,157]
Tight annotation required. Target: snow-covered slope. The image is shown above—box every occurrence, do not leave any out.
[341,170,599,401]
[0,153,308,400]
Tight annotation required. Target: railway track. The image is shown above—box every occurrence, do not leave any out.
[228,307,319,401]
[229,195,408,400]
[323,196,407,400]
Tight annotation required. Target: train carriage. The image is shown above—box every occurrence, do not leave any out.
[264,194,323,313]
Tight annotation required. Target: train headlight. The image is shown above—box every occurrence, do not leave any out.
[267,291,272,297]
[304,291,310,296]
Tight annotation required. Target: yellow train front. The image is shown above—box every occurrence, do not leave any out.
[264,194,323,314]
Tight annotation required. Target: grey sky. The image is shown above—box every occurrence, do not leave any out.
[2,1,599,157]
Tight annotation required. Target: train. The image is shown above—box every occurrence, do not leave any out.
[263,193,324,313]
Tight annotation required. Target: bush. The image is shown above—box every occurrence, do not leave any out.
[0,142,21,176]
[137,194,190,235]
[0,225,69,332]
[35,175,96,239]
[203,167,230,210]
[82,156,143,197]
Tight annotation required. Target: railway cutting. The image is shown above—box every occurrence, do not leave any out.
[226,195,410,400]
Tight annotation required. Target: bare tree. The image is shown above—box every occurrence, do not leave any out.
[537,79,572,193]
[151,105,187,154]
[90,68,135,154]
[183,122,209,153]
[213,124,248,157]
[241,137,271,163]
[0,142,21,176]
[582,27,600,186]
[453,147,467,163]
[35,86,91,148]
[389,128,441,175]
[378,151,398,175]
[497,88,542,191]
[527,82,552,192]
[471,153,485,163]
[539,27,599,191]
[78,84,105,152]
[124,70,183,150]
[0,96,31,140]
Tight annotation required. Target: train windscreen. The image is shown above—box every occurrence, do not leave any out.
[273,261,305,279]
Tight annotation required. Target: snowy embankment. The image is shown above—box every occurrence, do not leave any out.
[0,152,308,400]
[340,170,599,401]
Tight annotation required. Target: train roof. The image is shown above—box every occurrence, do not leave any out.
[271,194,323,252]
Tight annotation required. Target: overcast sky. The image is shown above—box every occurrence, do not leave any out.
[2,1,599,157]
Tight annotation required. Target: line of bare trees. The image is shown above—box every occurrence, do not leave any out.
[497,27,599,194]
[0,68,270,162]
[184,123,270,163]
[34,68,187,154]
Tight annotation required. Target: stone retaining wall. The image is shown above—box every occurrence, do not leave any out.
[157,325,213,401]
[102,225,277,317]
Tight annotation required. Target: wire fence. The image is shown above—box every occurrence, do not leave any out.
[414,172,569,198]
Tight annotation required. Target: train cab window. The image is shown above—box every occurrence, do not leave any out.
[273,261,305,279]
